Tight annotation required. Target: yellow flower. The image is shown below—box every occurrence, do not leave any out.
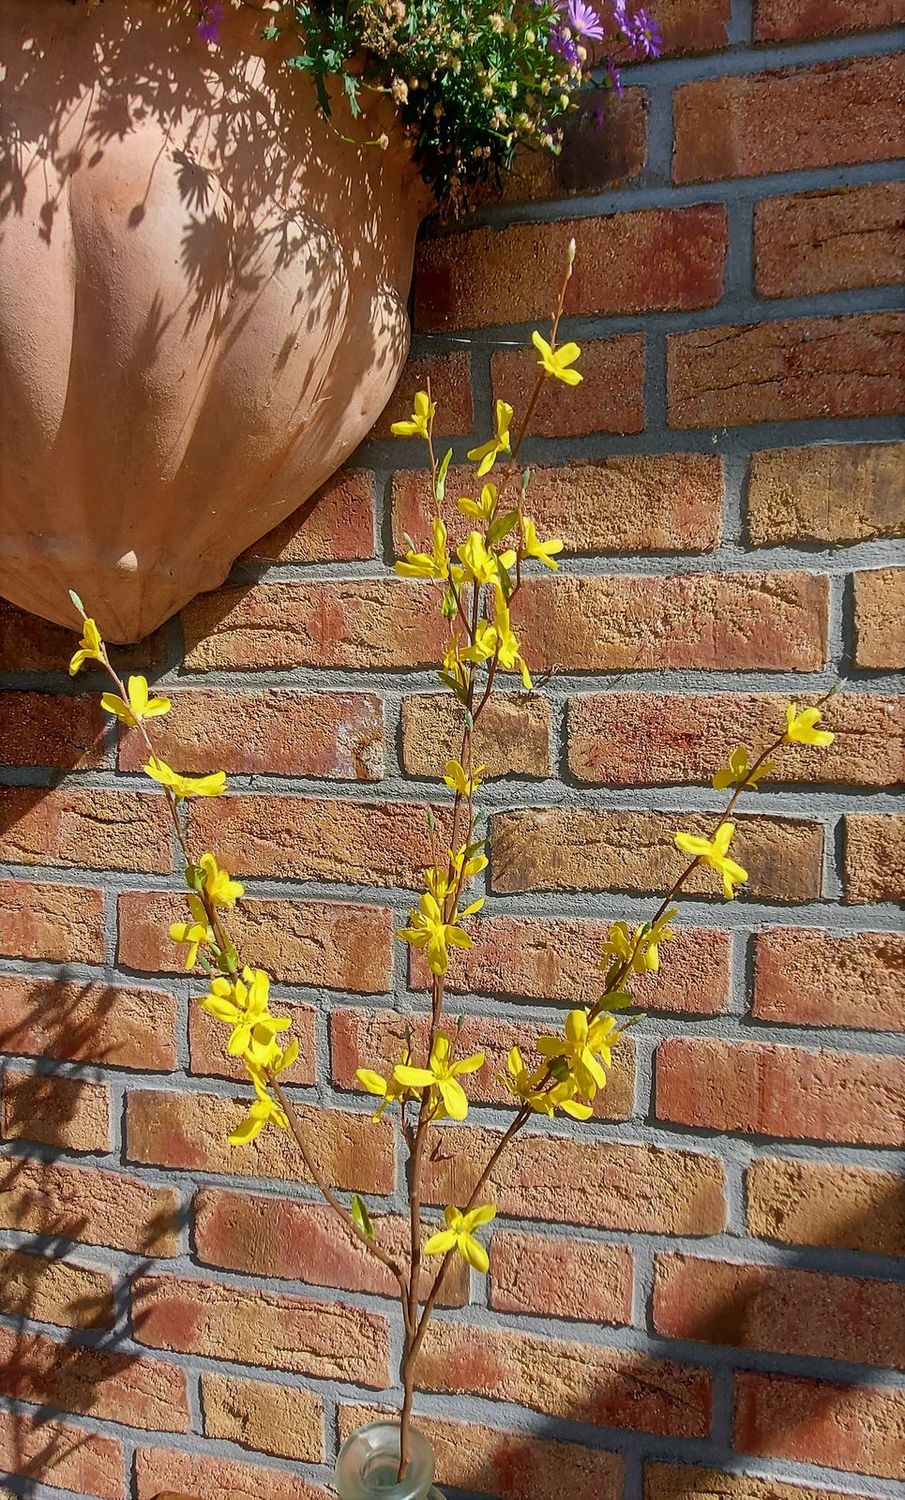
[674,821,748,900]
[143,757,227,800]
[169,894,215,969]
[536,1009,617,1101]
[467,399,513,478]
[356,1049,416,1122]
[784,703,834,748]
[443,759,485,797]
[396,517,450,581]
[423,1203,496,1273]
[396,890,482,977]
[501,1045,592,1119]
[68,618,105,676]
[456,530,515,585]
[440,638,469,694]
[200,967,291,1068]
[712,746,773,791]
[199,851,244,910]
[394,1033,484,1120]
[390,390,436,439]
[100,674,171,725]
[492,585,532,689]
[521,517,564,571]
[228,1069,289,1145]
[457,483,498,522]
[602,911,677,976]
[532,330,582,385]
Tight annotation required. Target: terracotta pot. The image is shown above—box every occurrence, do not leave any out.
[0,0,428,640]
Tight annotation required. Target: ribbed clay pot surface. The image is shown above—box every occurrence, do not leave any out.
[0,0,426,640]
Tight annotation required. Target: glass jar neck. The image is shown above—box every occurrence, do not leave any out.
[335,1421,443,1500]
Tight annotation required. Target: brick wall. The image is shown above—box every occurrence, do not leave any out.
[1,4,903,1499]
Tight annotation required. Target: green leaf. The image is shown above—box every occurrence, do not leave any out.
[599,991,634,1012]
[343,71,361,119]
[488,509,519,545]
[350,1195,374,1241]
[426,806,436,830]
[435,448,453,503]
[184,863,204,892]
[68,589,87,619]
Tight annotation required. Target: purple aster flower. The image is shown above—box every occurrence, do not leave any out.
[197,3,224,45]
[603,60,624,97]
[563,0,605,42]
[548,25,580,64]
[615,3,662,59]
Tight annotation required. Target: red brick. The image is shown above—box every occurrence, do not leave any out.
[0,786,172,873]
[569,691,900,788]
[372,350,473,439]
[756,182,905,297]
[490,1231,633,1325]
[646,1463,885,1500]
[0,1407,123,1500]
[119,688,385,780]
[401,692,551,779]
[674,55,905,182]
[755,0,905,42]
[0,597,165,674]
[491,338,646,438]
[415,1320,711,1438]
[844,813,905,903]
[491,809,823,902]
[415,207,727,331]
[0,691,105,768]
[748,443,905,545]
[409,916,732,1017]
[189,995,316,1085]
[654,1252,905,1368]
[854,567,905,668]
[118,890,393,992]
[754,928,904,1030]
[656,1037,905,1147]
[0,974,177,1070]
[425,1126,727,1236]
[747,1157,905,1258]
[0,1249,115,1331]
[393,455,724,557]
[330,1006,636,1121]
[134,1446,330,1500]
[182,579,444,671]
[239,468,374,564]
[194,1187,467,1305]
[340,1402,624,1500]
[132,1273,389,1388]
[0,1157,180,1255]
[2,1070,110,1152]
[485,87,647,205]
[668,313,905,428]
[201,1372,324,1464]
[734,1371,905,1480]
[0,880,105,964]
[655,0,731,52]
[190,794,444,888]
[513,572,828,671]
[0,1322,190,1432]
[126,1088,395,1194]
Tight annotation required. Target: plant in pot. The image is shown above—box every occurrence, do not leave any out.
[67,250,840,1499]
[0,0,658,641]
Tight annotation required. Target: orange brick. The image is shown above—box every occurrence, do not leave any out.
[240,468,374,564]
[754,928,904,1030]
[0,974,177,1070]
[119,688,385,780]
[490,1230,633,1325]
[668,313,905,428]
[755,0,905,41]
[734,1371,905,1480]
[0,786,172,873]
[0,691,105,768]
[844,813,905,902]
[393,454,724,557]
[2,1070,110,1152]
[0,597,165,674]
[0,1407,123,1500]
[491,809,823,901]
[0,1249,115,1331]
[854,567,905,668]
[0,1157,180,1255]
[756,182,905,297]
[0,880,105,963]
[486,86,647,205]
[0,1323,190,1432]
[491,337,646,438]
[372,350,473,439]
[201,1372,324,1463]
[132,1273,390,1388]
[656,0,731,52]
[415,1320,711,1438]
[401,692,551,778]
[646,1463,884,1500]
[425,1126,727,1235]
[415,207,727,331]
[569,691,902,788]
[748,443,905,545]
[653,1252,905,1367]
[126,1089,395,1194]
[513,572,828,672]
[118,890,394,992]
[675,55,905,182]
[746,1157,905,1258]
[182,579,444,671]
[656,1037,904,1147]
[409,916,732,1017]
[189,996,316,1084]
[134,1446,330,1500]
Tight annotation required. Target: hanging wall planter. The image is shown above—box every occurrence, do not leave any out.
[0,0,428,640]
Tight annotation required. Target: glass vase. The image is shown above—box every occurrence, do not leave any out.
[335,1421,445,1499]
